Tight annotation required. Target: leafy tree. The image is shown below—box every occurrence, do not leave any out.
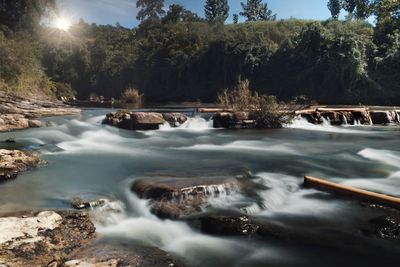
[162,4,203,23]
[0,0,55,33]
[342,0,356,19]
[233,14,239,24]
[354,0,372,19]
[136,0,165,21]
[204,0,229,23]
[240,0,276,21]
[328,0,342,19]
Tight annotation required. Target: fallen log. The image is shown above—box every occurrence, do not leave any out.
[304,176,400,209]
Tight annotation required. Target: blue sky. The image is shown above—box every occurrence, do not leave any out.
[56,0,338,27]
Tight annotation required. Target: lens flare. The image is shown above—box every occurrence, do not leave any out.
[55,17,71,31]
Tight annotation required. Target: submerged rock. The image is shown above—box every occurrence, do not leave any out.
[71,197,108,210]
[103,111,165,130]
[187,210,259,236]
[64,240,183,267]
[367,216,400,239]
[132,176,241,219]
[0,149,43,181]
[0,211,96,267]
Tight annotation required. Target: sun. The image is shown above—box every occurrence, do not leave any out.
[55,17,72,31]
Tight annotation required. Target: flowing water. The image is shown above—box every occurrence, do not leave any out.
[1,109,400,266]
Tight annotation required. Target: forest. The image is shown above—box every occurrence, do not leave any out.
[0,0,399,105]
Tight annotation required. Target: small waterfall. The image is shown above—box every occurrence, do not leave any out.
[179,116,213,130]
[321,117,332,127]
[170,182,240,204]
[341,114,348,125]
[159,121,172,130]
[158,116,214,131]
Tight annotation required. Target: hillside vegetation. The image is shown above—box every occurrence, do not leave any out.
[0,0,399,105]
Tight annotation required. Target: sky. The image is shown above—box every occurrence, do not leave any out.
[55,0,340,28]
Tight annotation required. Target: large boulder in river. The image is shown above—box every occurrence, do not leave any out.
[370,111,392,125]
[64,240,183,267]
[0,149,43,181]
[0,211,96,267]
[103,111,165,130]
[132,176,241,219]
[213,112,256,129]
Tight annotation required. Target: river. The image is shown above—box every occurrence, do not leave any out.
[1,109,399,266]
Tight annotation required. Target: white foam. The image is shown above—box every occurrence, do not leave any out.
[174,141,299,155]
[286,117,374,134]
[158,117,214,132]
[358,148,400,168]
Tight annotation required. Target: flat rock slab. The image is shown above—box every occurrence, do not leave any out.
[0,149,43,181]
[0,92,80,132]
[64,241,183,267]
[0,211,96,267]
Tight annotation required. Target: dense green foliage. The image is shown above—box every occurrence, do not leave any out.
[0,0,399,105]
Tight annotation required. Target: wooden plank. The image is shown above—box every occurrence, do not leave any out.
[197,108,234,113]
[304,176,400,209]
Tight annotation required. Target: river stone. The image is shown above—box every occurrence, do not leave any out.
[28,120,42,128]
[64,241,183,267]
[163,113,188,127]
[0,149,43,181]
[0,211,96,267]
[130,112,164,130]
[132,176,241,219]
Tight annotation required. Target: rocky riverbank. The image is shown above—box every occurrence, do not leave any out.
[0,91,80,132]
[0,209,183,267]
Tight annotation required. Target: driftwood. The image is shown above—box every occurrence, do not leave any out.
[304,176,400,209]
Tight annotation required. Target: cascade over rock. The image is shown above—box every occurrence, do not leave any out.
[131,176,242,219]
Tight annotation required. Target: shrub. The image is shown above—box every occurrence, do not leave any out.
[121,87,143,108]
[52,82,76,101]
[218,79,303,128]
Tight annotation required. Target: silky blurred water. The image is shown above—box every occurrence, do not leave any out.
[1,109,399,266]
